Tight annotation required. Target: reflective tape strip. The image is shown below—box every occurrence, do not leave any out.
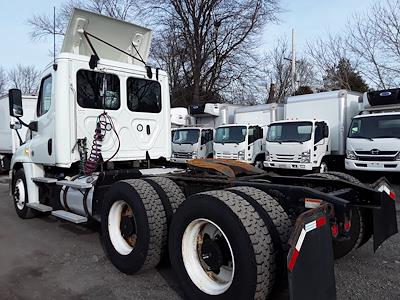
[288,248,299,271]
[295,229,306,251]
[378,184,396,200]
[305,220,317,233]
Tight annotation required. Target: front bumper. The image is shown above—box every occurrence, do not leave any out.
[264,161,313,171]
[345,159,400,172]
[170,157,190,164]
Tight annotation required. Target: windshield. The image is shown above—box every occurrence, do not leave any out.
[215,126,247,144]
[267,122,313,143]
[349,115,400,139]
[172,129,200,144]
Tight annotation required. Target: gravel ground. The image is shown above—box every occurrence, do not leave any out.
[0,174,399,300]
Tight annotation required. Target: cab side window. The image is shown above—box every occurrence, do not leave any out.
[37,76,52,117]
[314,122,325,144]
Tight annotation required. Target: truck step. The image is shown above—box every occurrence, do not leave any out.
[26,203,53,212]
[56,180,93,189]
[32,177,58,184]
[51,210,88,224]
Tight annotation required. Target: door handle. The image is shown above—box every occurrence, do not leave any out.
[146,125,151,135]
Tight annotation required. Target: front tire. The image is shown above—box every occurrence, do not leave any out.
[12,169,37,219]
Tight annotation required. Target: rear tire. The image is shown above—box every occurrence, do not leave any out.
[228,186,292,287]
[12,169,37,219]
[304,172,366,258]
[169,190,276,299]
[101,179,166,274]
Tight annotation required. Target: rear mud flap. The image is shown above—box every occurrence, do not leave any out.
[288,205,336,300]
[371,178,398,251]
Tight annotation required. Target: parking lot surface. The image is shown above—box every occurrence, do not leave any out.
[0,175,399,300]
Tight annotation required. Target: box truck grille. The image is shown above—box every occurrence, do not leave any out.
[271,154,301,163]
[355,151,398,156]
[174,152,193,159]
[216,153,239,160]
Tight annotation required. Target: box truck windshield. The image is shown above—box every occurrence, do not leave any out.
[173,129,200,144]
[267,122,312,143]
[349,115,400,139]
[215,126,247,144]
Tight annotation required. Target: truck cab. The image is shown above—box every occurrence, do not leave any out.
[264,119,330,172]
[171,127,213,163]
[346,89,400,172]
[213,124,265,167]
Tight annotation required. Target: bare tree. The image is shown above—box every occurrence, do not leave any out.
[0,67,7,95]
[144,0,281,105]
[8,65,40,95]
[264,39,316,103]
[28,0,142,41]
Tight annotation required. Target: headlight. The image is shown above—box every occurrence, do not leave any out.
[192,151,198,159]
[171,152,176,158]
[396,152,400,161]
[300,150,311,163]
[265,150,271,161]
[238,151,245,160]
[346,150,358,160]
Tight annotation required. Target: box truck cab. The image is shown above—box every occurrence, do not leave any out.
[346,89,400,172]
[171,127,213,163]
[213,124,265,167]
[213,103,284,168]
[264,119,330,171]
[264,90,361,172]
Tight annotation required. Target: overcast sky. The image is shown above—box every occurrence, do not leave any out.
[0,0,376,72]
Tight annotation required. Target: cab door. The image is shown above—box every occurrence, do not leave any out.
[29,74,56,165]
[313,121,330,164]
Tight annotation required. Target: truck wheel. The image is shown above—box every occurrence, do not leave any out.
[228,186,292,287]
[313,161,328,173]
[254,160,264,169]
[304,172,366,258]
[101,179,166,274]
[12,169,37,219]
[143,177,185,250]
[169,190,276,299]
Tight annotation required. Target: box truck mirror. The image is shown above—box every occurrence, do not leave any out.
[8,89,23,117]
[323,125,329,138]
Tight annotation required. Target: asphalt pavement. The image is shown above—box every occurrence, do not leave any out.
[0,175,399,300]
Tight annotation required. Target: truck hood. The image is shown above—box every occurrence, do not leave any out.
[347,138,400,152]
[266,142,310,155]
[172,143,197,153]
[213,142,245,154]
[61,8,152,65]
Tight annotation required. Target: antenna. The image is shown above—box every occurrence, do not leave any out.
[53,6,56,66]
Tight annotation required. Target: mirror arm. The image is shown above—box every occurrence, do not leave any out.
[14,129,24,146]
[16,116,29,128]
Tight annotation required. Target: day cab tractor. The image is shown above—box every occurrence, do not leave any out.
[7,8,398,300]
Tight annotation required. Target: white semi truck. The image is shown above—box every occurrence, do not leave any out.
[346,89,400,172]
[7,9,398,300]
[264,91,361,173]
[0,94,37,172]
[214,103,284,168]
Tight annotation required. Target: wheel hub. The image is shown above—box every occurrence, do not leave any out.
[120,215,136,238]
[201,238,224,273]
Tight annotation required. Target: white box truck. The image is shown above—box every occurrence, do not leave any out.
[264,91,361,172]
[189,103,240,127]
[171,107,193,128]
[170,126,214,163]
[0,93,37,171]
[346,89,400,172]
[214,103,284,167]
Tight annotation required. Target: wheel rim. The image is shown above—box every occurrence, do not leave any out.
[182,218,235,295]
[255,161,263,169]
[108,200,137,256]
[14,179,26,210]
[320,162,328,173]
